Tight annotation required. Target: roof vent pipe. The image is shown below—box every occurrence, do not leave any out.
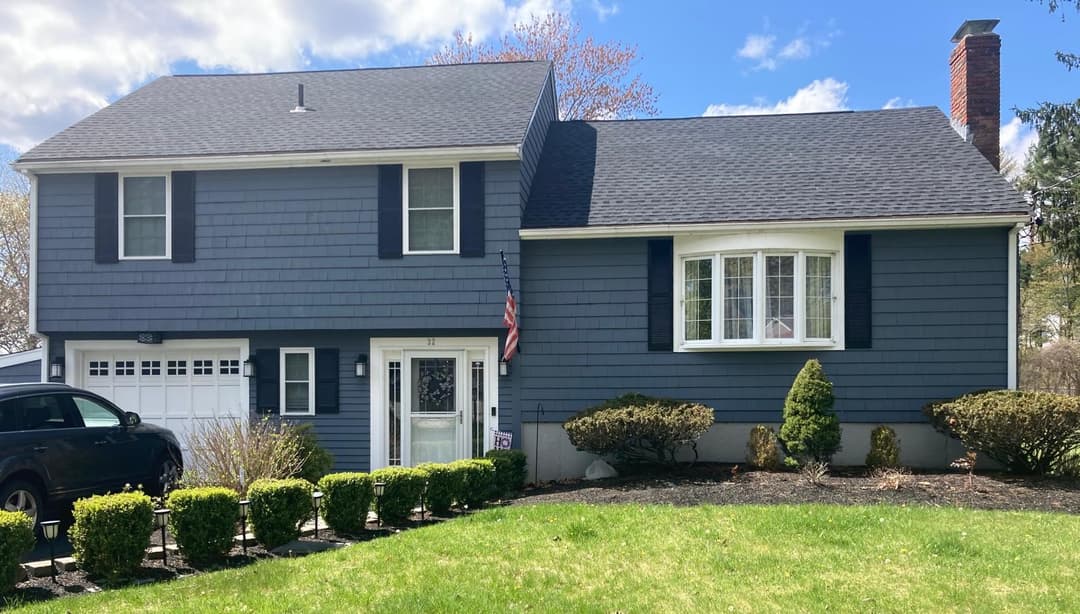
[291,84,308,113]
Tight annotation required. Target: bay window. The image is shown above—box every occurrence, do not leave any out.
[676,232,843,349]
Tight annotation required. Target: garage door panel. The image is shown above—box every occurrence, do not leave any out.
[76,343,248,453]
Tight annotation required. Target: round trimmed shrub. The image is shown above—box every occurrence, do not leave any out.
[166,486,239,566]
[70,491,154,583]
[485,449,528,496]
[316,472,373,534]
[248,478,313,549]
[370,467,426,525]
[563,393,715,464]
[454,459,497,508]
[416,463,461,516]
[779,359,842,464]
[0,510,34,594]
[924,390,1080,475]
[866,425,901,469]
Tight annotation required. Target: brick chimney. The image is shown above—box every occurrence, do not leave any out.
[949,19,1001,170]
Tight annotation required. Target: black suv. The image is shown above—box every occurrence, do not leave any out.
[0,383,182,525]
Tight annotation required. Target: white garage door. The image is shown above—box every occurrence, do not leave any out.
[74,342,248,452]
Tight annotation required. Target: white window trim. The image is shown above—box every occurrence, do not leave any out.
[280,347,315,417]
[674,231,845,352]
[402,163,460,255]
[119,173,172,260]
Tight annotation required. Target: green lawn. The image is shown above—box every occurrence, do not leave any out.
[13,504,1080,613]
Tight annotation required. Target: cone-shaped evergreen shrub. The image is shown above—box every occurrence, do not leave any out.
[865,425,901,469]
[779,359,841,464]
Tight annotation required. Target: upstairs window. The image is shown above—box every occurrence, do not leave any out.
[676,232,843,350]
[404,165,458,254]
[120,175,170,259]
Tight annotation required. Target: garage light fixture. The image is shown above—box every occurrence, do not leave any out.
[355,354,368,378]
[499,360,510,376]
[49,357,64,380]
[243,356,256,378]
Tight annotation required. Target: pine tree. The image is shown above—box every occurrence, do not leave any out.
[779,359,842,464]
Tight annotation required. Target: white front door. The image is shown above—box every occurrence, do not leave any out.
[371,338,498,469]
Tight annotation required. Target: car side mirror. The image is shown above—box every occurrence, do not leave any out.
[124,412,141,427]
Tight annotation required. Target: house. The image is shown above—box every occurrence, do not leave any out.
[14,20,1027,479]
[0,349,42,384]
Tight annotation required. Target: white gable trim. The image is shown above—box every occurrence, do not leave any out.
[0,348,43,370]
[519,214,1031,240]
[15,144,521,174]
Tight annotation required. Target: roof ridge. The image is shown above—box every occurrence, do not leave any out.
[171,60,552,78]
[556,106,939,125]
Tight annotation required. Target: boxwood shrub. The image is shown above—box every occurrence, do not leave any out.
[925,390,1080,475]
[248,478,313,549]
[316,472,373,534]
[454,459,497,508]
[70,491,154,583]
[563,393,714,464]
[166,486,239,566]
[416,463,462,516]
[370,467,426,525]
[865,425,901,469]
[0,510,34,594]
[485,449,528,496]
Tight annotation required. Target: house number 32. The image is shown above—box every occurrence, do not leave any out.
[427,338,437,346]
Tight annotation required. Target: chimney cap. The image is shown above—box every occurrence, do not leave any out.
[951,19,1000,43]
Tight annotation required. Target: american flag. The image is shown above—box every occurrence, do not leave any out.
[500,250,519,361]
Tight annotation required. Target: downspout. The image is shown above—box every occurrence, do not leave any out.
[1007,223,1022,390]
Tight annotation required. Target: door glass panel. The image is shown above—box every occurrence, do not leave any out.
[410,415,458,465]
[388,361,402,466]
[72,397,121,428]
[471,360,485,458]
[411,358,455,413]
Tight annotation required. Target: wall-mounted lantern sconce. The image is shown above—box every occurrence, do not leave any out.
[355,354,368,377]
[49,357,64,380]
[499,360,510,376]
[243,356,256,378]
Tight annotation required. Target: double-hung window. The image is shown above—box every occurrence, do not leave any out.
[280,348,315,416]
[677,233,842,350]
[404,165,458,254]
[120,175,170,259]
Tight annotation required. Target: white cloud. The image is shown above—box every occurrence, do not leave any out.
[703,78,849,117]
[1000,116,1038,174]
[590,0,619,21]
[0,0,561,152]
[778,38,811,60]
[735,23,838,71]
[882,97,916,109]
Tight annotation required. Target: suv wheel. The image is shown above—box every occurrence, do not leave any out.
[1,480,43,526]
[155,454,182,495]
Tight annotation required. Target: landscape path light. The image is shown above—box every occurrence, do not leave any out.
[40,520,60,583]
[239,499,251,556]
[154,508,170,566]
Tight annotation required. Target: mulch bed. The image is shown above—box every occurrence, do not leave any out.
[512,464,1080,514]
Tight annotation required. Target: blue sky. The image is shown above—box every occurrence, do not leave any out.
[0,0,1076,166]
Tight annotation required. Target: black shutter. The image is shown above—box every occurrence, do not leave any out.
[459,162,485,257]
[377,165,403,259]
[94,173,119,264]
[314,348,339,414]
[844,234,872,349]
[647,238,674,351]
[255,349,279,414]
[171,171,196,263]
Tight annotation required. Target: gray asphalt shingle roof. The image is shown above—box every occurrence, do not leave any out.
[19,61,552,162]
[523,107,1029,229]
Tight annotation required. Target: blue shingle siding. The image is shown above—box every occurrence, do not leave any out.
[517,227,1009,424]
[36,162,522,334]
[518,72,557,212]
[0,360,40,384]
